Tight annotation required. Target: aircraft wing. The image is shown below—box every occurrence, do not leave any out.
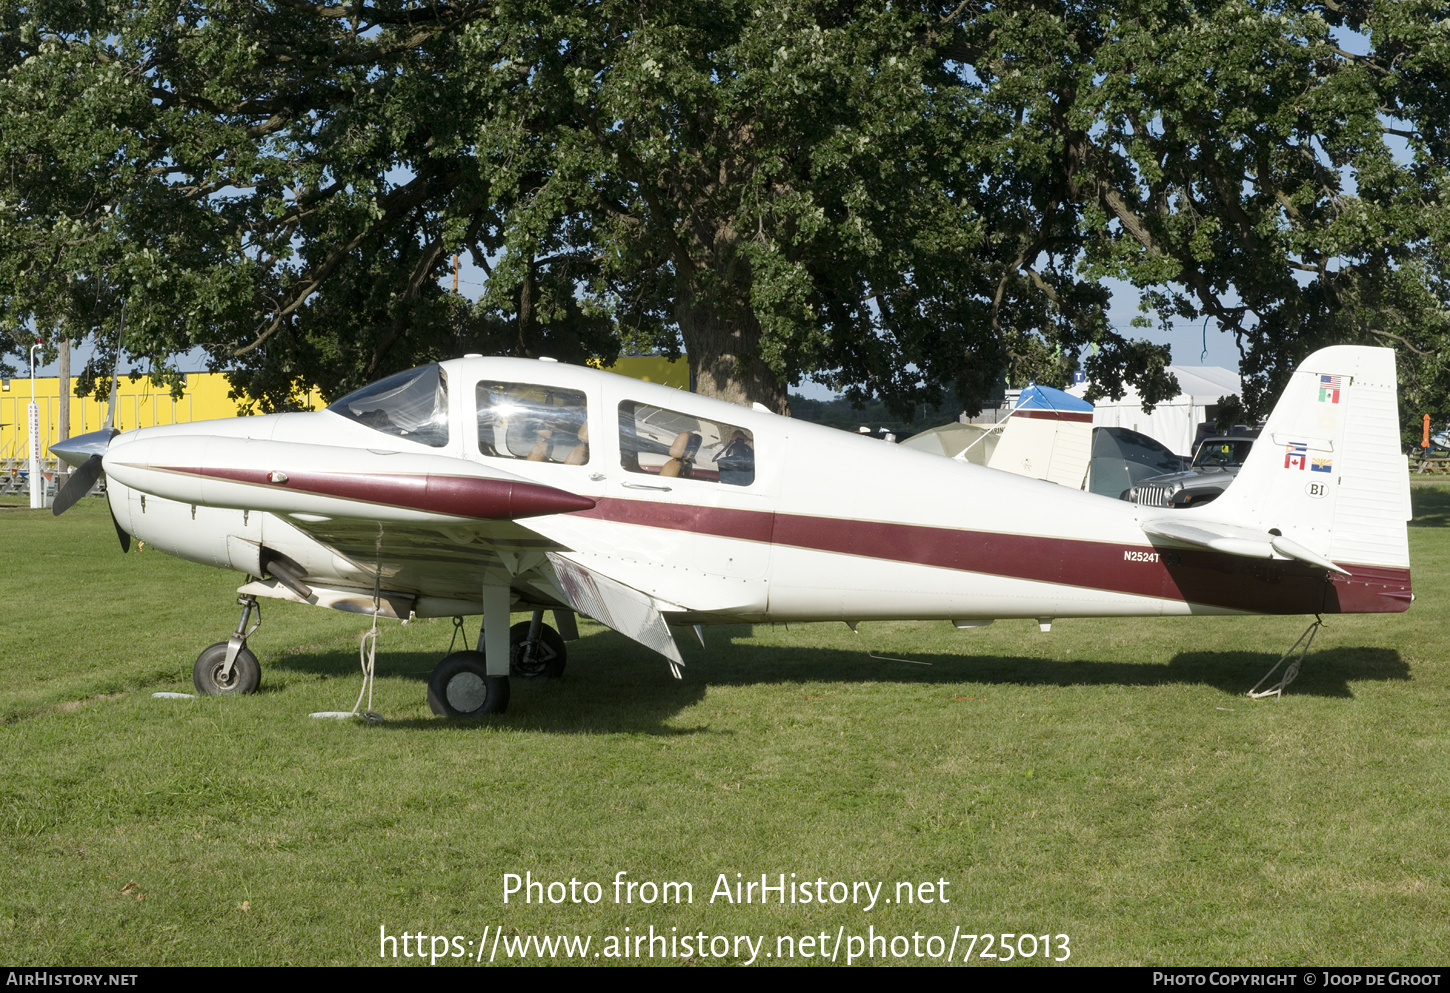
[268,517,689,670]
[104,436,596,524]
[106,434,688,663]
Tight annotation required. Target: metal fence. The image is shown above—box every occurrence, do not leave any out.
[0,457,66,499]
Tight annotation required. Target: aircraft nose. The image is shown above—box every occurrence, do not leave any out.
[51,428,119,469]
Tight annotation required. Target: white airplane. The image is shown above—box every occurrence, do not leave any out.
[52,345,1412,715]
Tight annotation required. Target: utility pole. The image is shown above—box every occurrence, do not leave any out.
[28,340,41,509]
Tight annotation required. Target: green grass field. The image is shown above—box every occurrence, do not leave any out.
[2,492,1447,966]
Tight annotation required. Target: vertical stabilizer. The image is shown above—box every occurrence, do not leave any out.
[1202,346,1410,572]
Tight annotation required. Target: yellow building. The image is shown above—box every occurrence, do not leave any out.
[1,356,687,461]
[0,373,321,462]
[591,354,690,390]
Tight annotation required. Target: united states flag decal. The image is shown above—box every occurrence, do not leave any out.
[1318,374,1343,404]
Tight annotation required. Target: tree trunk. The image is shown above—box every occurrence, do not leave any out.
[674,283,789,416]
[516,259,536,356]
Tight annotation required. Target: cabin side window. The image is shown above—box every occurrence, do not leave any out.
[618,401,755,486]
[477,382,590,465]
[329,365,449,448]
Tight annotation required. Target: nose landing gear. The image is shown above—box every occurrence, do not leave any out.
[193,594,263,696]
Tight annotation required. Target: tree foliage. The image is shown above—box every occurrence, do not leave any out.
[955,0,1450,430]
[2,1,1448,429]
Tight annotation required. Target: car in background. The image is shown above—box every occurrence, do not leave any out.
[1125,434,1257,508]
[1085,427,1187,498]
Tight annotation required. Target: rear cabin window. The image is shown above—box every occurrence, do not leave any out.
[618,401,755,486]
[477,382,590,465]
[329,365,449,448]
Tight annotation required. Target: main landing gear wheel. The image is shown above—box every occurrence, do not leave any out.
[509,621,567,678]
[193,642,261,696]
[427,651,510,717]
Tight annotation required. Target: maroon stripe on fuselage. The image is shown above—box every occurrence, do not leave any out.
[580,498,1411,615]
[155,466,595,519]
[574,499,775,542]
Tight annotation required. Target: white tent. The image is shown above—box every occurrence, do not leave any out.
[899,422,1000,464]
[1069,366,1241,458]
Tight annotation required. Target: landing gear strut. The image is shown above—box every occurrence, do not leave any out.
[509,611,567,678]
[194,594,263,696]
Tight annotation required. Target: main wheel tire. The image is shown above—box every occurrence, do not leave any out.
[427,651,510,717]
[193,641,261,696]
[508,621,567,678]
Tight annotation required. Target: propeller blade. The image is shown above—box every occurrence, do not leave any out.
[111,506,132,554]
[52,454,104,516]
[50,427,120,517]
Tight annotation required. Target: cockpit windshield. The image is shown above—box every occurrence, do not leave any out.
[328,365,449,448]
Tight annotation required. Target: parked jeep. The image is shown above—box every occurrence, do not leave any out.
[1124,435,1256,508]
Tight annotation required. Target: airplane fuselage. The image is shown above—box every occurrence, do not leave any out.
[95,355,1410,629]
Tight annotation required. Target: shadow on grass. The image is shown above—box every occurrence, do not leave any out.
[687,643,1405,699]
[269,641,714,734]
[1411,484,1450,527]
[266,626,1406,731]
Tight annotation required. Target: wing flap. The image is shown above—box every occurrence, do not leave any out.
[546,552,685,673]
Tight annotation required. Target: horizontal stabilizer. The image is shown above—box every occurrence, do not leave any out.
[1142,519,1274,558]
[1142,519,1350,575]
[1268,535,1351,576]
[546,552,685,673]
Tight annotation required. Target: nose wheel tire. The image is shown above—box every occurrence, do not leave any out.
[509,621,567,678]
[193,642,261,696]
[427,652,510,717]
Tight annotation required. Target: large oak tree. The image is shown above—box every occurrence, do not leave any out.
[3,1,1448,428]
